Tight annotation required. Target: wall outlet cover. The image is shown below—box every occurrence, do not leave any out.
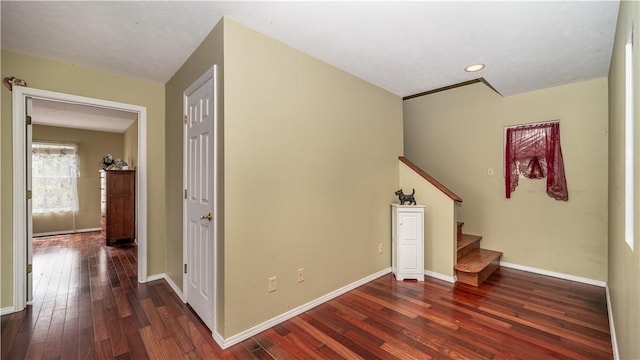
[268,276,277,292]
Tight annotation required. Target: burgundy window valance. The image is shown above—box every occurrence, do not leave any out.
[505,121,568,201]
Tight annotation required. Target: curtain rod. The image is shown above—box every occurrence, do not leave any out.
[504,119,560,129]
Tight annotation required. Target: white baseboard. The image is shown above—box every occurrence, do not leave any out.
[605,284,620,360]
[142,273,184,302]
[33,227,101,237]
[212,331,226,349]
[216,267,392,349]
[424,269,455,283]
[500,261,606,287]
[163,274,185,303]
[144,273,165,282]
[0,306,18,316]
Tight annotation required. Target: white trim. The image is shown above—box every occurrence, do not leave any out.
[12,87,27,311]
[144,273,165,282]
[163,274,185,303]
[12,86,148,311]
[0,307,17,316]
[33,227,101,237]
[216,268,391,349]
[424,270,456,283]
[212,331,226,349]
[142,273,185,303]
[606,284,620,360]
[500,261,606,287]
[137,107,148,283]
[624,25,635,251]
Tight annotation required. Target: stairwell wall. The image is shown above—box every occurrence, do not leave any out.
[404,79,608,282]
[399,161,456,280]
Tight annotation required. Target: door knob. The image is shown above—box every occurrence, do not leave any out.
[200,212,213,221]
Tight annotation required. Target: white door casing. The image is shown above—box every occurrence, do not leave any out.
[11,86,148,313]
[183,66,217,331]
[26,98,33,303]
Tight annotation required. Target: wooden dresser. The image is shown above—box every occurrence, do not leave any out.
[100,170,135,245]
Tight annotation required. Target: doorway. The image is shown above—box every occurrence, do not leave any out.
[11,86,148,311]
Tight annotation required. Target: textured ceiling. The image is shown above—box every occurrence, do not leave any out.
[2,1,620,99]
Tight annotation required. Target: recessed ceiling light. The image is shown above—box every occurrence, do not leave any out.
[465,64,485,72]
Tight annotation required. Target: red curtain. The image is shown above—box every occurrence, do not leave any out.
[505,122,568,201]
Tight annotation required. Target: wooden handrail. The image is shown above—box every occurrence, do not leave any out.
[399,156,463,203]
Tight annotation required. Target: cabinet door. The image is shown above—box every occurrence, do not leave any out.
[398,211,424,276]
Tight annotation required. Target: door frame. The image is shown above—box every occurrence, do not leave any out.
[11,86,148,311]
[182,65,218,330]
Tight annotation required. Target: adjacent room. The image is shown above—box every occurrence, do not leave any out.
[1,1,638,359]
[27,100,139,309]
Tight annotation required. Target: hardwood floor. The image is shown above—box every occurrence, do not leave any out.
[2,232,612,359]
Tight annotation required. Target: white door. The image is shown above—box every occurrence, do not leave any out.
[184,67,216,330]
[26,97,33,302]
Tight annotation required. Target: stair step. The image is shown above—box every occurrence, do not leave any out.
[455,249,503,287]
[457,234,482,250]
[457,234,482,260]
[457,222,464,236]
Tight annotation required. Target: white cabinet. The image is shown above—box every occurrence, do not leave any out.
[391,204,425,281]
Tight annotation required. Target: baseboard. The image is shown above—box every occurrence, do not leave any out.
[216,267,392,349]
[33,227,101,237]
[500,261,606,287]
[605,284,620,360]
[144,273,165,282]
[162,274,185,303]
[142,273,184,302]
[424,269,455,283]
[0,306,17,316]
[212,331,226,349]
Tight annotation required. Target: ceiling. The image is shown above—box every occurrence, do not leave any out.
[31,99,137,133]
[2,1,620,101]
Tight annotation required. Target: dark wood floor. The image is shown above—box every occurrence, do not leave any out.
[1,232,612,359]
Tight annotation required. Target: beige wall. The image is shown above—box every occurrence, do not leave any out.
[404,78,609,282]
[399,161,456,278]
[165,19,225,330]
[222,19,402,337]
[123,120,138,169]
[166,18,402,338]
[1,51,166,308]
[32,125,124,234]
[608,1,640,358]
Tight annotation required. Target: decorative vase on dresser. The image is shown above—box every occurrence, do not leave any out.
[100,170,135,245]
[391,203,425,281]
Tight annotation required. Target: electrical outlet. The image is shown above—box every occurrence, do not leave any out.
[297,268,304,283]
[268,276,277,292]
[378,243,383,254]
[487,167,494,176]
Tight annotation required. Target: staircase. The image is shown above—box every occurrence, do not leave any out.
[398,157,503,286]
[454,222,503,286]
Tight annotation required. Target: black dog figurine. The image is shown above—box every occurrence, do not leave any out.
[395,189,416,205]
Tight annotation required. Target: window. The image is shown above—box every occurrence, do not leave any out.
[625,26,635,250]
[504,121,568,201]
[32,142,79,214]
